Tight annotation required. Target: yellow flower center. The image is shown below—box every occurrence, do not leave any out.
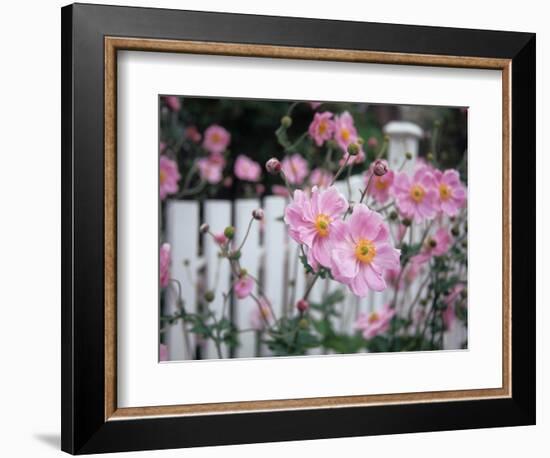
[160,169,167,184]
[341,128,350,142]
[410,184,426,203]
[439,183,451,201]
[318,121,328,135]
[374,177,389,190]
[211,132,221,144]
[355,239,376,264]
[368,312,380,324]
[314,213,331,237]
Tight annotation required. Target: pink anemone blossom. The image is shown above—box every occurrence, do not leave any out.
[250,298,273,330]
[160,243,171,288]
[308,111,335,147]
[330,204,401,297]
[159,344,169,361]
[333,111,358,152]
[160,156,181,200]
[234,154,262,182]
[272,185,290,198]
[443,282,466,331]
[235,275,254,299]
[284,186,348,268]
[355,304,396,339]
[413,227,453,265]
[185,125,202,143]
[393,168,438,223]
[433,169,467,217]
[367,160,394,204]
[309,102,322,110]
[202,125,231,155]
[281,154,309,185]
[163,96,181,112]
[309,168,333,189]
[197,155,224,184]
[213,232,228,246]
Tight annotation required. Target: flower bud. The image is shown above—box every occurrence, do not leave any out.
[204,290,215,302]
[372,159,388,177]
[252,208,264,220]
[428,238,437,248]
[357,136,365,145]
[347,143,360,156]
[402,218,412,227]
[296,299,309,313]
[224,226,235,240]
[405,152,413,160]
[451,226,460,237]
[239,268,248,277]
[298,318,309,329]
[228,250,241,260]
[281,115,292,128]
[389,211,398,221]
[426,152,434,162]
[265,158,282,175]
[199,223,210,234]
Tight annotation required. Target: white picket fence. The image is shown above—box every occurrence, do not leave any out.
[164,122,465,360]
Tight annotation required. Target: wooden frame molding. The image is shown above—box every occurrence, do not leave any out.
[104,36,512,421]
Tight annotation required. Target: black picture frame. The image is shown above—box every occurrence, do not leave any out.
[61,3,535,454]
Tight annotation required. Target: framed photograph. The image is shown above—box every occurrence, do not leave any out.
[61,3,536,454]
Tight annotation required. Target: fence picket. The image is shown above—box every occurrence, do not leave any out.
[165,201,199,360]
[202,200,232,359]
[233,199,261,358]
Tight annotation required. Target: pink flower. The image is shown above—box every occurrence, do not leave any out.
[434,169,467,217]
[308,112,335,147]
[385,260,423,290]
[202,125,231,155]
[281,154,309,185]
[250,298,273,330]
[367,136,379,148]
[355,304,396,339]
[412,227,453,265]
[309,168,333,189]
[445,283,465,307]
[213,233,228,246]
[284,186,348,267]
[163,96,181,112]
[393,169,438,223]
[367,161,394,204]
[442,284,465,331]
[160,156,181,200]
[234,155,262,182]
[197,156,224,184]
[330,204,400,297]
[160,243,171,288]
[235,275,254,299]
[333,111,358,152]
[159,344,169,361]
[185,125,202,143]
[309,102,322,109]
[272,185,290,198]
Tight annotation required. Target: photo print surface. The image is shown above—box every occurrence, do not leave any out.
[158,96,468,361]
